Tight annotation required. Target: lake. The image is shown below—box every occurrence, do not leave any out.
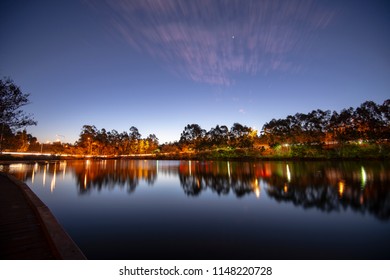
[2,159,390,259]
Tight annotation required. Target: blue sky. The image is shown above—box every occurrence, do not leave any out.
[1,0,389,144]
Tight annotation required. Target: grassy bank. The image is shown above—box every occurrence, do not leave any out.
[154,143,390,161]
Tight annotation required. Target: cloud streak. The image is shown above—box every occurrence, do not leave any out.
[88,0,334,86]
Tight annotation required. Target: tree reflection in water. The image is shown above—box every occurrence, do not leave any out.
[178,160,390,222]
[72,160,157,194]
[2,159,390,220]
[264,161,390,221]
[178,161,263,197]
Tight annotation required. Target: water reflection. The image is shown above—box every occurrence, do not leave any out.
[73,160,157,194]
[264,161,390,221]
[178,161,265,197]
[2,159,390,220]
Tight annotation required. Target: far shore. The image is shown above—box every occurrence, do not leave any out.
[1,151,389,164]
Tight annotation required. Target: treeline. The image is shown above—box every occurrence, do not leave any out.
[0,127,38,152]
[178,123,259,150]
[66,123,259,156]
[263,100,390,146]
[73,125,159,155]
[165,99,390,158]
[2,99,390,158]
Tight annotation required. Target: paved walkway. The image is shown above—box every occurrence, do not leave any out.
[0,172,86,259]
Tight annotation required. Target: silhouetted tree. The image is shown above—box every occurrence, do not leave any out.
[207,125,229,147]
[78,125,98,154]
[129,126,141,153]
[180,124,206,150]
[262,118,291,146]
[146,134,159,153]
[230,123,255,148]
[0,78,37,151]
[355,101,384,141]
[380,99,390,140]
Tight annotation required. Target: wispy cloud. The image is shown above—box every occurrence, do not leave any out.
[87,0,334,86]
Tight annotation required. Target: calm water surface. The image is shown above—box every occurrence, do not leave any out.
[2,159,390,259]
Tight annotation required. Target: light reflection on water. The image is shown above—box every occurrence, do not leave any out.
[2,159,390,259]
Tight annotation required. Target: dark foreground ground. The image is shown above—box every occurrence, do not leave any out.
[0,172,86,260]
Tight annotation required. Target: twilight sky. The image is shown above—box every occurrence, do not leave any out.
[1,0,389,144]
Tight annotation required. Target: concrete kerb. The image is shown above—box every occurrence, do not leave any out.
[4,173,87,260]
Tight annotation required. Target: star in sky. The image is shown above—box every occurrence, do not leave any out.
[0,0,389,143]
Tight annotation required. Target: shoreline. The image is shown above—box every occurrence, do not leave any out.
[1,153,389,164]
[2,142,389,162]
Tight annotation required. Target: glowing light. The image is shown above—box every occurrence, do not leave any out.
[338,180,345,197]
[254,187,260,198]
[33,161,39,185]
[60,161,67,179]
[9,163,24,171]
[31,168,35,184]
[361,166,367,189]
[1,151,52,156]
[189,160,192,176]
[253,179,260,198]
[286,164,291,182]
[227,161,231,179]
[84,173,87,189]
[284,183,288,193]
[50,163,57,193]
[43,164,47,186]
